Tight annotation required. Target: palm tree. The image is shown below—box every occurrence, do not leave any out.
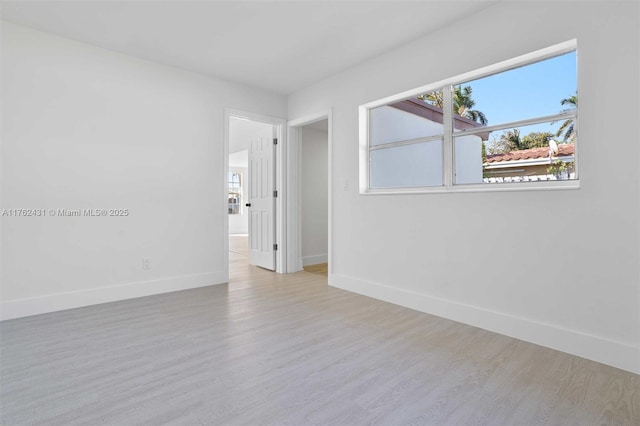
[453,85,488,125]
[418,85,488,125]
[500,128,523,151]
[556,95,577,142]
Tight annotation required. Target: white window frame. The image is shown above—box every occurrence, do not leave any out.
[359,39,579,195]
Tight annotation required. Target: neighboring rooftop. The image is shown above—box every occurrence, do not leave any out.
[485,143,574,164]
[390,98,491,139]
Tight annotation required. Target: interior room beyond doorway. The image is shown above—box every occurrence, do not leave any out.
[299,119,329,274]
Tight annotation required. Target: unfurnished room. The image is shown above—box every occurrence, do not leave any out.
[1,1,639,425]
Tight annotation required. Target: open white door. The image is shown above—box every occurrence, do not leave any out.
[247,129,276,270]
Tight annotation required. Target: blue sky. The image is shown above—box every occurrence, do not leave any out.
[463,51,576,139]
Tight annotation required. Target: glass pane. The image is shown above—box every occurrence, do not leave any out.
[454,134,484,184]
[228,172,242,214]
[454,51,576,129]
[454,121,576,185]
[370,140,443,188]
[228,191,241,214]
[229,172,240,184]
[369,90,445,146]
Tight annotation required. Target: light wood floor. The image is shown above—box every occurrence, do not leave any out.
[1,243,639,425]
[229,234,249,257]
[303,262,328,276]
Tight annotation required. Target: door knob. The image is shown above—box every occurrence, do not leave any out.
[245,203,251,207]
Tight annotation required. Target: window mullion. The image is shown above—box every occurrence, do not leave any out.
[443,85,454,189]
[369,134,444,151]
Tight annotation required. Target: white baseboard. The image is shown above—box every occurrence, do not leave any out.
[1,271,227,321]
[331,273,639,374]
[302,254,328,266]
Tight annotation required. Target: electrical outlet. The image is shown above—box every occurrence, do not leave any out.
[142,257,151,270]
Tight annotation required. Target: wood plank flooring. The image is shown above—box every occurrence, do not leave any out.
[229,234,249,257]
[1,239,639,425]
[303,262,328,276]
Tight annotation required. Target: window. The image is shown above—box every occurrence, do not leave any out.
[360,40,578,193]
[228,172,242,214]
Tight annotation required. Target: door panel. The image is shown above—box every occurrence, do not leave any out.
[248,130,275,270]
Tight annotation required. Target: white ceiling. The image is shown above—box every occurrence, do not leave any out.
[1,1,497,94]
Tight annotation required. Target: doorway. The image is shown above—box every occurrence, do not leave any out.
[299,120,329,276]
[228,149,249,268]
[225,109,285,276]
[285,110,332,276]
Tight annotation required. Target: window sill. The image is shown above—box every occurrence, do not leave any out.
[360,180,580,195]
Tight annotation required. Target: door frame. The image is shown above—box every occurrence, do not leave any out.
[224,108,286,276]
[285,109,333,277]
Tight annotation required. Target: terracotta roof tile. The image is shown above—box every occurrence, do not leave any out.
[485,143,574,164]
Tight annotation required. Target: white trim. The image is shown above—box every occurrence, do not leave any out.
[222,110,230,281]
[302,254,328,267]
[363,179,579,195]
[286,126,302,272]
[1,271,227,321]
[454,111,575,138]
[359,105,370,194]
[443,84,453,189]
[573,45,580,182]
[369,134,443,151]
[286,110,333,275]
[331,273,639,374]
[573,110,580,181]
[484,155,575,169]
[224,108,286,273]
[360,39,577,110]
[288,111,331,128]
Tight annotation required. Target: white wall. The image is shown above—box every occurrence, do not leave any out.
[454,135,482,185]
[370,106,443,145]
[370,106,443,187]
[1,22,286,319]
[301,122,328,266]
[287,1,640,373]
